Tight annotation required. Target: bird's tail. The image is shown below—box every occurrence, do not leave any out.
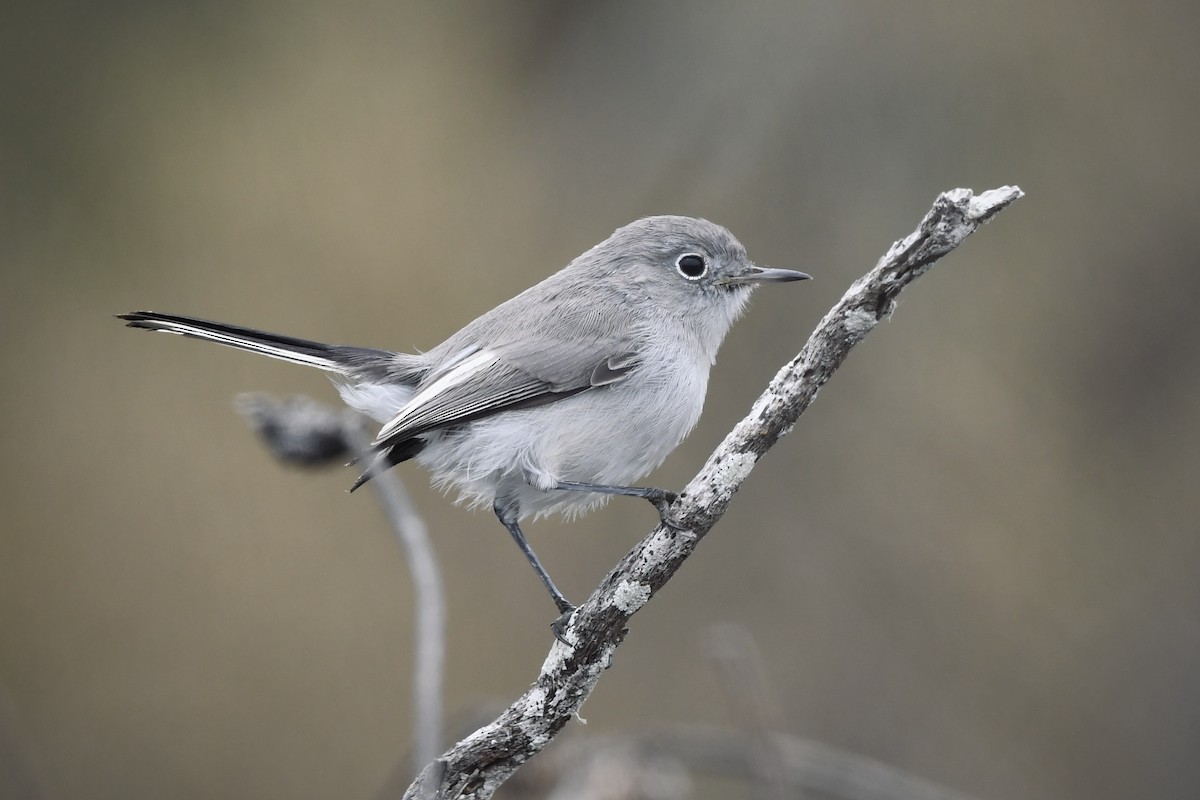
[117,311,395,377]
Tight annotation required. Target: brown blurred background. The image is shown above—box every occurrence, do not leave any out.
[3,2,1199,799]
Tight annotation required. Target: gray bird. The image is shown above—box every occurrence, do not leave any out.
[120,216,809,622]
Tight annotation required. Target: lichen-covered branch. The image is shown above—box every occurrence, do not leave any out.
[403,186,1023,800]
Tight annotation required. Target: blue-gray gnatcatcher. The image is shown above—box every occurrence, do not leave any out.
[120,216,809,620]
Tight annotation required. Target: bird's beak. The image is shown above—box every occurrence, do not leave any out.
[718,265,812,286]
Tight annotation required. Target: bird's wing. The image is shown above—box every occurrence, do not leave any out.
[371,339,638,450]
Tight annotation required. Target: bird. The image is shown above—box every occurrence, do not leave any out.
[119,216,809,622]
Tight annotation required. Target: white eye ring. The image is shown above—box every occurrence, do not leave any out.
[675,253,708,280]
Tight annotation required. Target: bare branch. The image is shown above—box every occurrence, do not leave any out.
[236,394,446,775]
[402,186,1023,799]
[344,424,446,774]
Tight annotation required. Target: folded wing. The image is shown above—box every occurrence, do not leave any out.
[372,341,639,451]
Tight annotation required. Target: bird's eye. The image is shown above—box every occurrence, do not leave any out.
[675,253,708,280]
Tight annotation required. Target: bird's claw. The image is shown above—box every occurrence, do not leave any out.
[551,604,577,644]
[644,489,682,528]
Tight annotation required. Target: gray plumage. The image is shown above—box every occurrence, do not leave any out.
[120,215,808,617]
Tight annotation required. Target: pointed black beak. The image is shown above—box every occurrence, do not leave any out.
[718,265,812,286]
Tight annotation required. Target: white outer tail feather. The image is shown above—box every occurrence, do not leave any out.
[124,315,345,373]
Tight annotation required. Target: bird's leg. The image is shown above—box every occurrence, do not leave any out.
[554,480,680,526]
[493,497,575,619]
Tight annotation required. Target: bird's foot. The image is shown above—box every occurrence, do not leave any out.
[550,604,577,645]
[641,488,682,529]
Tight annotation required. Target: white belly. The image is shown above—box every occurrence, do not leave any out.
[414,347,710,520]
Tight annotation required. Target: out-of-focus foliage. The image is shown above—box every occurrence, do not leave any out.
[2,3,1197,799]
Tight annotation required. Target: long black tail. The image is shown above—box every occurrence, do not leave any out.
[118,311,395,376]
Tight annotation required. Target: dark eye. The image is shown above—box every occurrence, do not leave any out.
[675,253,707,280]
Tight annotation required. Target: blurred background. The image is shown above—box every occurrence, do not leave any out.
[3,2,1198,798]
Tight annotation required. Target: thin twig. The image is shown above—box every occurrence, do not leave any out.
[401,186,1023,799]
[343,424,446,775]
[237,394,446,775]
